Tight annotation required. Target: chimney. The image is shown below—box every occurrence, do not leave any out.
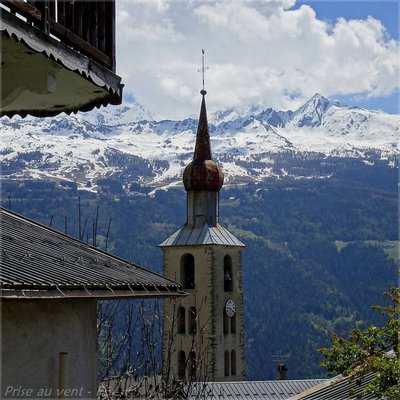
[277,362,288,380]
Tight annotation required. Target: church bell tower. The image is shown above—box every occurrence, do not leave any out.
[160,85,245,382]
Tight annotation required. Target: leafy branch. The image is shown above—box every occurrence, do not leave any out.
[319,287,399,398]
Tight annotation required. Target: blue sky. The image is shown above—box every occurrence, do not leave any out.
[117,0,399,118]
[298,1,399,113]
[299,1,398,38]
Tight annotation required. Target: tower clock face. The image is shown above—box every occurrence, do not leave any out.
[225,298,236,318]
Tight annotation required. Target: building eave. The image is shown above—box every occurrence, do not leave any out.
[1,208,185,300]
[1,288,186,300]
[159,223,245,247]
[1,9,123,118]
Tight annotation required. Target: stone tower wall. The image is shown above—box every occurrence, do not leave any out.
[162,244,245,382]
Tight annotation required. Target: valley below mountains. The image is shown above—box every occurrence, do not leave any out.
[1,94,398,381]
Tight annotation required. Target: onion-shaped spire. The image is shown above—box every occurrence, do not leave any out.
[183,90,224,192]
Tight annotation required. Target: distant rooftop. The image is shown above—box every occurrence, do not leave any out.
[188,379,327,400]
[1,208,184,299]
[288,372,379,400]
[99,377,327,400]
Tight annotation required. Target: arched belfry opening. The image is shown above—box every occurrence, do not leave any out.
[180,253,195,289]
[224,255,233,292]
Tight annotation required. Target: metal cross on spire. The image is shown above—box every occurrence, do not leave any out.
[198,49,209,92]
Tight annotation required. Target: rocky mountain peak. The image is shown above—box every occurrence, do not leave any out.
[1,94,398,190]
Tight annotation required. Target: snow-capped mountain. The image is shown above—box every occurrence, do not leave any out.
[1,94,398,189]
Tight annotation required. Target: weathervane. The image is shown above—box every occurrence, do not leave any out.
[198,49,209,93]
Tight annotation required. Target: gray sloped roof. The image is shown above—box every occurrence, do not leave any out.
[288,372,378,400]
[159,223,245,247]
[0,208,184,299]
[188,380,327,400]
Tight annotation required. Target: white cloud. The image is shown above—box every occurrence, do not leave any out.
[116,0,399,119]
[125,0,170,13]
[194,1,327,41]
[117,0,183,43]
[119,18,183,42]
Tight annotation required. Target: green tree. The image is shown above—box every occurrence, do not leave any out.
[319,287,399,398]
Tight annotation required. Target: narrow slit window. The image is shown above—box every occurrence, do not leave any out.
[231,350,237,376]
[224,255,233,292]
[224,350,230,376]
[181,254,195,289]
[178,351,186,380]
[231,312,236,334]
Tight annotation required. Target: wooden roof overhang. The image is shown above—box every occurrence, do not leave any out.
[1,208,185,300]
[1,288,184,300]
[1,3,123,118]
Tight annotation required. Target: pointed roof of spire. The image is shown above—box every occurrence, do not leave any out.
[183,90,224,192]
[193,90,212,163]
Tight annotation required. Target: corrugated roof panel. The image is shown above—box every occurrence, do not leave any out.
[288,373,378,400]
[214,226,236,246]
[188,380,327,400]
[208,228,224,245]
[0,208,183,298]
[188,225,208,245]
[160,223,245,247]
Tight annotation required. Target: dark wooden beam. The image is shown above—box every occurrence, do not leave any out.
[105,0,116,72]
[57,0,65,26]
[2,0,42,22]
[1,1,112,68]
[49,19,112,68]
[97,1,106,53]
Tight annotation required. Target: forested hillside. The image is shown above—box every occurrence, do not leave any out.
[2,158,397,380]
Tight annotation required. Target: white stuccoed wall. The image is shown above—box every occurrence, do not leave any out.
[2,298,97,399]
